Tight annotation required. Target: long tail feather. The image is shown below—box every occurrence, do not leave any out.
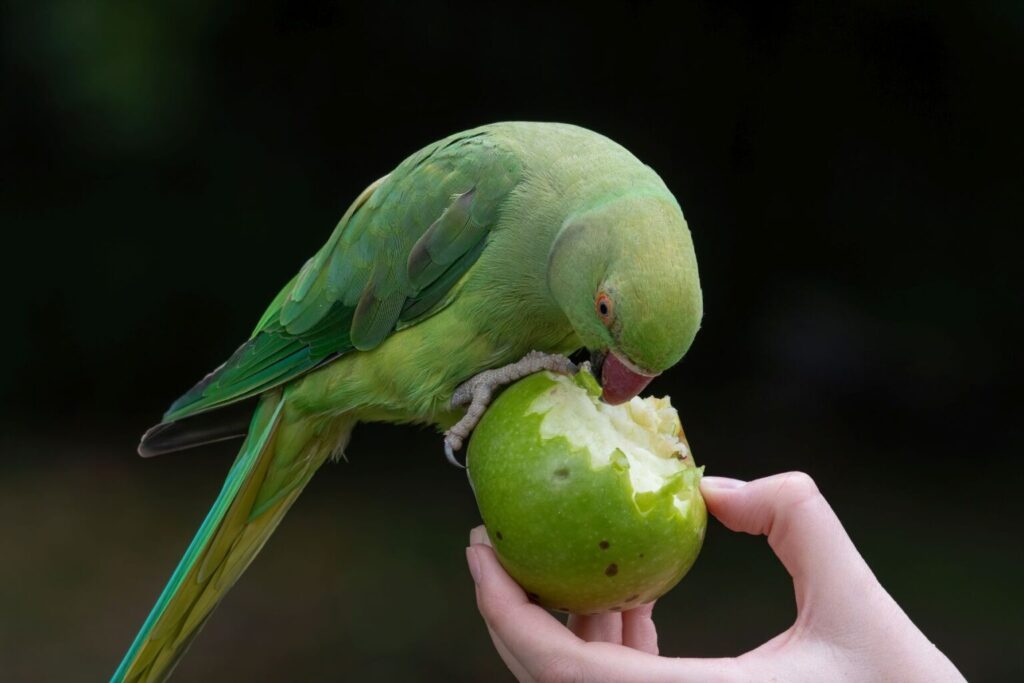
[113,388,348,682]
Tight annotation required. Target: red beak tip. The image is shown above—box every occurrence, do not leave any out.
[600,353,657,404]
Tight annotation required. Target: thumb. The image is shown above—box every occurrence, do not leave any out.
[700,473,874,609]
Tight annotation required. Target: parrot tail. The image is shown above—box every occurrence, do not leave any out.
[136,398,256,457]
[113,387,352,683]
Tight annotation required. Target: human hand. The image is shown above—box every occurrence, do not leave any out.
[466,472,964,682]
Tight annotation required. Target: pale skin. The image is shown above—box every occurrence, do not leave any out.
[466,472,965,683]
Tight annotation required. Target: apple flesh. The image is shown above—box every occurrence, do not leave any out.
[467,369,706,615]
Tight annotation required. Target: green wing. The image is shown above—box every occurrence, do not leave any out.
[160,127,522,425]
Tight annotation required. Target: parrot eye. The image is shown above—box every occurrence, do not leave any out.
[595,292,614,324]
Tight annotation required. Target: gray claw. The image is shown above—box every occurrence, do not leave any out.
[444,438,465,469]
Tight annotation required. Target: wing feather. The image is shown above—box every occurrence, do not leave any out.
[152,126,522,433]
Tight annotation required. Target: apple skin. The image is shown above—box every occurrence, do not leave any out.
[467,371,706,615]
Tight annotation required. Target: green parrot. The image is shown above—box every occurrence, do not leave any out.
[113,121,702,681]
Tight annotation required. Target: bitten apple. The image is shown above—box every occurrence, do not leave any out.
[467,369,706,615]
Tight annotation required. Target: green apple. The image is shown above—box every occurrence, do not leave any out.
[467,369,706,615]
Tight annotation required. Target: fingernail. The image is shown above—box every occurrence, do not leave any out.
[470,525,491,547]
[701,476,747,491]
[466,547,481,584]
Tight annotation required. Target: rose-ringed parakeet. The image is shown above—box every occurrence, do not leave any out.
[113,121,702,681]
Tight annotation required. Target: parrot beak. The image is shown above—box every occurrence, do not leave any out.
[600,351,658,405]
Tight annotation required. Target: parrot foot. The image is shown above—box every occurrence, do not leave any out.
[443,351,582,468]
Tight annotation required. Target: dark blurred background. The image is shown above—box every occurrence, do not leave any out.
[1,1,1021,680]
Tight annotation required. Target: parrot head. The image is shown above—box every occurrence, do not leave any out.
[548,194,702,404]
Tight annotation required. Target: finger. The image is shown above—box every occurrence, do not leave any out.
[470,524,492,547]
[585,642,747,682]
[476,523,624,645]
[567,612,623,644]
[701,473,875,609]
[471,543,748,682]
[486,624,534,682]
[468,542,588,678]
[467,536,533,680]
[621,601,659,654]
